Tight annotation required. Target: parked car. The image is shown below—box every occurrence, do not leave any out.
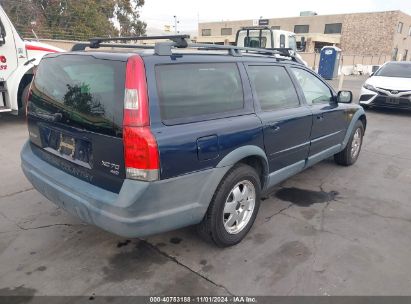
[21,36,366,247]
[360,61,411,110]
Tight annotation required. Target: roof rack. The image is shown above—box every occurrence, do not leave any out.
[71,34,303,64]
[186,43,304,64]
[72,34,190,51]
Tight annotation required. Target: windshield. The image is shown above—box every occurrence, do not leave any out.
[375,63,411,78]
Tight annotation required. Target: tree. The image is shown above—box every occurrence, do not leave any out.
[0,0,146,40]
[114,0,146,36]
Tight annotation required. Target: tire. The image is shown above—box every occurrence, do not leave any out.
[334,120,364,166]
[18,84,31,116]
[197,164,261,247]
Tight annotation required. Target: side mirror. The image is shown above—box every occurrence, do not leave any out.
[337,90,353,103]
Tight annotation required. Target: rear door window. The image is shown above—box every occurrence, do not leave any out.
[155,63,244,123]
[248,65,300,110]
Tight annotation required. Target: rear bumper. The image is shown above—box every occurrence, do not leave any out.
[21,141,229,237]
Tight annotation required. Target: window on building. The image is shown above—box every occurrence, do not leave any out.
[324,23,342,34]
[314,42,332,53]
[403,50,408,61]
[202,29,211,36]
[294,25,309,34]
[397,22,403,33]
[271,26,281,30]
[221,28,232,36]
[409,26,411,36]
[392,48,399,61]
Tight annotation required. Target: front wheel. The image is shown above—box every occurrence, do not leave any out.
[334,120,364,166]
[197,164,261,247]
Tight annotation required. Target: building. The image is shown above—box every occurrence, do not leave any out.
[198,10,411,60]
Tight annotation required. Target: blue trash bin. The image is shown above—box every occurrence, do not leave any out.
[318,46,341,80]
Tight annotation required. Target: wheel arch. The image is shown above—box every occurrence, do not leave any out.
[216,145,269,189]
[17,71,34,108]
[7,63,36,111]
[342,108,366,149]
[359,114,367,132]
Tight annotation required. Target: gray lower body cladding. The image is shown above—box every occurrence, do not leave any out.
[21,141,230,238]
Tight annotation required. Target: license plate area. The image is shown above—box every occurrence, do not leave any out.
[59,134,76,157]
[386,98,400,105]
[39,126,92,168]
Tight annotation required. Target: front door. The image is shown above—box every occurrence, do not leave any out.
[247,64,312,173]
[290,67,347,156]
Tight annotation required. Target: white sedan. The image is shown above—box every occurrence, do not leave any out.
[360,61,411,109]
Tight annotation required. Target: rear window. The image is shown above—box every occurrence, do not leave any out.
[375,63,411,78]
[30,55,125,137]
[156,63,244,123]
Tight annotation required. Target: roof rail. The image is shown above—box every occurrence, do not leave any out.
[71,34,190,51]
[70,34,303,64]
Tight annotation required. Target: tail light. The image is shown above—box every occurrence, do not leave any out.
[123,55,160,181]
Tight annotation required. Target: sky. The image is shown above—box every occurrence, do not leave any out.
[139,0,411,34]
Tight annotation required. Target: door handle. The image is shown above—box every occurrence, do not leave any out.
[269,124,281,132]
[317,114,324,121]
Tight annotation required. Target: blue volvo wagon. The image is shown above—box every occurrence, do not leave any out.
[21,36,366,247]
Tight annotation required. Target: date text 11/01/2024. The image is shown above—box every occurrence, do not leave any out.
[149,297,257,303]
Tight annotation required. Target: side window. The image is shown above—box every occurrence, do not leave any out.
[291,68,333,105]
[156,63,244,122]
[248,65,300,111]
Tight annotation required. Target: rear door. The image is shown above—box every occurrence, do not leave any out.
[27,53,127,193]
[290,67,346,156]
[247,64,312,173]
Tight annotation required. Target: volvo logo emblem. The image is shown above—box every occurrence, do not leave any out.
[391,90,399,95]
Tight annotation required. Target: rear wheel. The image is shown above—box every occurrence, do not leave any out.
[334,120,364,166]
[197,164,261,247]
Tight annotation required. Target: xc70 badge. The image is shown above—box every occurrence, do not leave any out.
[101,160,120,176]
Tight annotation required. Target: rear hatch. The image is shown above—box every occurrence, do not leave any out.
[27,53,127,193]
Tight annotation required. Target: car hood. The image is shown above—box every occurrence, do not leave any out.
[367,76,411,91]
